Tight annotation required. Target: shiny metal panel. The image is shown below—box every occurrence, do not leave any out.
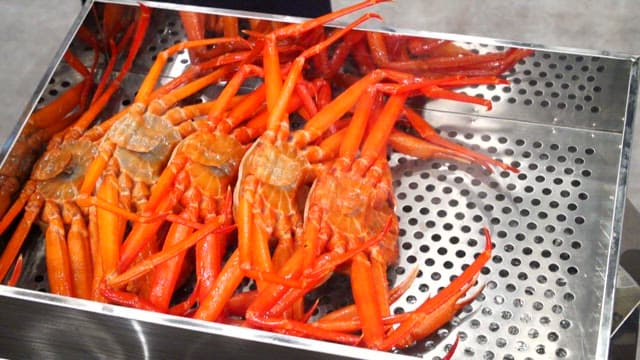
[0,286,400,360]
[0,0,91,166]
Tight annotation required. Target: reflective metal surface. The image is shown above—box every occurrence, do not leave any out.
[0,286,399,360]
[0,0,90,166]
[0,3,638,360]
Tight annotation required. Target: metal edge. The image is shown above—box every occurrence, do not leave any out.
[0,284,409,360]
[0,0,94,169]
[98,0,638,60]
[597,57,640,357]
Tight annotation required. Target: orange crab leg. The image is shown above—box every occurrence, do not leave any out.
[0,182,36,235]
[376,229,492,350]
[76,194,180,224]
[326,31,367,79]
[226,289,258,317]
[243,228,392,343]
[229,89,306,144]
[249,218,392,321]
[135,37,250,105]
[340,85,377,163]
[43,201,74,297]
[168,280,201,316]
[147,203,197,310]
[231,112,270,144]
[261,0,388,121]
[294,82,319,118]
[64,202,93,300]
[96,168,123,279]
[308,234,488,350]
[351,252,385,347]
[354,93,408,175]
[200,215,389,325]
[207,65,264,125]
[93,21,136,103]
[88,207,105,301]
[28,79,87,130]
[388,129,481,165]
[179,11,206,62]
[237,176,274,279]
[65,4,151,139]
[62,50,91,79]
[118,177,185,272]
[108,220,234,289]
[315,266,418,326]
[192,250,243,321]
[407,37,449,56]
[150,50,250,101]
[221,15,239,37]
[147,65,233,116]
[4,255,23,286]
[0,192,42,281]
[291,68,409,147]
[99,280,163,312]
[266,12,382,135]
[401,107,519,173]
[218,85,266,133]
[196,190,233,301]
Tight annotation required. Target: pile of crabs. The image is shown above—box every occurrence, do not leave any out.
[0,1,532,356]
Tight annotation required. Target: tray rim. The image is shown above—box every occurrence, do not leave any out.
[97,0,640,60]
[0,1,93,171]
[598,61,640,358]
[1,1,638,358]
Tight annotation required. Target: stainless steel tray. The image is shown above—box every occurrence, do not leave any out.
[0,3,637,359]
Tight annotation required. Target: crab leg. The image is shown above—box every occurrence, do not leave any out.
[0,192,42,281]
[207,65,264,125]
[339,94,407,348]
[63,4,151,141]
[315,266,418,327]
[43,201,74,297]
[398,107,519,173]
[265,12,382,135]
[192,250,243,321]
[242,221,392,341]
[117,180,186,272]
[28,80,88,130]
[96,164,123,279]
[196,190,233,301]
[304,232,489,350]
[147,193,198,310]
[367,31,529,74]
[92,21,136,103]
[376,229,492,350]
[262,0,390,116]
[135,37,249,105]
[63,202,93,299]
[179,11,206,62]
[4,255,23,286]
[107,219,233,289]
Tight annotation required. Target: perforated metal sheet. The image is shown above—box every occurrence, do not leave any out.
[424,45,632,133]
[5,7,634,360]
[389,113,620,359]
